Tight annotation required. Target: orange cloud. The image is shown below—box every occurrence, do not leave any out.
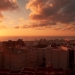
[0,12,3,18]
[14,26,19,29]
[9,20,15,25]
[26,0,75,30]
[0,25,6,29]
[0,0,19,11]
[0,0,19,19]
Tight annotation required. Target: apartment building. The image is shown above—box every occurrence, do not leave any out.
[0,39,75,70]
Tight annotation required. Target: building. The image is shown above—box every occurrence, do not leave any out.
[0,39,75,70]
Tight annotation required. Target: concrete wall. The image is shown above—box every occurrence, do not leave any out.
[0,48,70,70]
[4,50,27,70]
[51,50,59,68]
[46,48,68,70]
[59,50,68,70]
[5,54,11,69]
[74,48,75,66]
[0,52,2,68]
[46,49,51,67]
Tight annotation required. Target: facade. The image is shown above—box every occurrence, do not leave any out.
[46,47,68,70]
[0,39,75,70]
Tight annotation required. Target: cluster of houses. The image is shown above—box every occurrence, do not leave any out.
[0,39,75,70]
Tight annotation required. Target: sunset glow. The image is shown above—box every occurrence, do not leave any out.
[0,0,75,36]
[50,4,53,7]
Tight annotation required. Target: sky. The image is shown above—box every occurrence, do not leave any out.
[0,0,75,36]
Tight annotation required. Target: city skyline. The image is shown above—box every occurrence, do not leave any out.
[0,0,75,36]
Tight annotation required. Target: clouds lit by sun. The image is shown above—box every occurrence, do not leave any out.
[50,4,53,7]
[0,0,75,36]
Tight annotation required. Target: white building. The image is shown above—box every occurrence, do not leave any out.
[0,43,75,70]
[46,46,69,70]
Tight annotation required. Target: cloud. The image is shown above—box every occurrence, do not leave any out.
[9,20,15,24]
[14,26,19,29]
[15,17,56,29]
[15,21,52,30]
[0,0,19,11]
[0,0,19,19]
[26,0,75,29]
[0,12,3,18]
[0,25,6,29]
[64,25,75,31]
[19,18,24,21]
